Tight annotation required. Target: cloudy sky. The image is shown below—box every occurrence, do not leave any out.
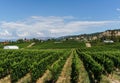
[0,0,120,39]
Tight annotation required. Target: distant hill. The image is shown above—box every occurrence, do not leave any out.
[59,29,120,41]
[1,29,120,42]
[36,37,54,40]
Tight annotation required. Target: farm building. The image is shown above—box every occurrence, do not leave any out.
[103,40,114,43]
[4,46,19,49]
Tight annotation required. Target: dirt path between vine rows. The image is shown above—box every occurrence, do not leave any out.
[108,78,120,83]
[36,70,52,83]
[16,73,31,83]
[0,75,11,83]
[56,53,73,83]
[108,72,120,83]
[36,56,61,83]
[27,42,35,48]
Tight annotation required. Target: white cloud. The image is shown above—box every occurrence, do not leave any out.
[0,30,11,36]
[17,32,29,37]
[116,8,120,11]
[0,16,120,39]
[0,30,12,39]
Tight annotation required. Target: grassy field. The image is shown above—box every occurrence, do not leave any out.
[0,40,85,49]
[29,40,85,49]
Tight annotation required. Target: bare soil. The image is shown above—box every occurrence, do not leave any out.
[108,77,120,83]
[86,43,91,47]
[56,53,73,83]
[16,73,31,83]
[109,71,120,83]
[78,59,90,83]
[36,70,52,83]
[27,42,35,48]
[0,75,11,83]
[100,73,120,83]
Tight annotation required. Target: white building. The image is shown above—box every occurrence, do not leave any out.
[4,46,19,49]
[103,40,114,43]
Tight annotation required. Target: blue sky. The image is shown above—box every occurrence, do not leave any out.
[0,0,120,39]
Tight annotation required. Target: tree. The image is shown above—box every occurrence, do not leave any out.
[17,39,24,43]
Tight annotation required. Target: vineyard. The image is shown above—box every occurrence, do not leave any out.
[0,45,120,83]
